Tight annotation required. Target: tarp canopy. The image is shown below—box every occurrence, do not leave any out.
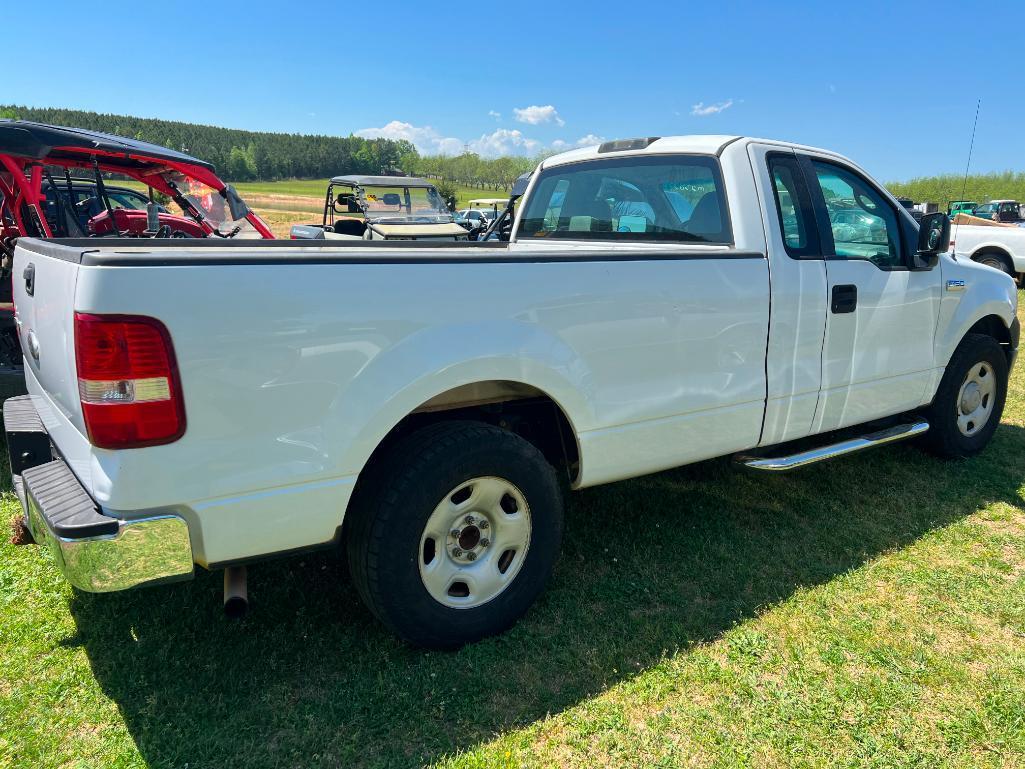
[330,175,435,188]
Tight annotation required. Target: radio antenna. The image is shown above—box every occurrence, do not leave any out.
[953,99,981,257]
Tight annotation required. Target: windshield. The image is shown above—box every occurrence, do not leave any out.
[359,185,452,223]
[166,173,260,236]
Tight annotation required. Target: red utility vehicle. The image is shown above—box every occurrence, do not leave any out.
[0,120,274,383]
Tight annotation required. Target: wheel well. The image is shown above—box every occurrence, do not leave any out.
[362,381,581,488]
[967,314,1014,364]
[972,247,1014,272]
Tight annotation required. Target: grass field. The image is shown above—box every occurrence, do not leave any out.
[99,178,497,238]
[233,179,499,210]
[2,299,1024,768]
[233,180,501,238]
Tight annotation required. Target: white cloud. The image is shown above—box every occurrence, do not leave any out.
[513,105,565,127]
[354,120,463,155]
[357,119,589,158]
[469,128,540,157]
[690,99,734,117]
[550,134,605,153]
[488,110,501,120]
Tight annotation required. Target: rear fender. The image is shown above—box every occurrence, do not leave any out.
[325,319,595,480]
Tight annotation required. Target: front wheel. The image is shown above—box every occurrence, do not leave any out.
[346,421,564,648]
[924,333,1008,458]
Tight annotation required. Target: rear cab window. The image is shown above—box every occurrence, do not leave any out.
[517,155,732,243]
[766,153,819,258]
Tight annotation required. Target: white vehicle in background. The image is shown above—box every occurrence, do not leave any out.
[456,198,508,231]
[291,175,469,241]
[7,135,1018,650]
[950,221,1025,279]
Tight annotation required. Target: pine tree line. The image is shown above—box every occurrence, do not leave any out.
[0,105,417,181]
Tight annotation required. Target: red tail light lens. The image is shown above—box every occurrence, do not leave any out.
[74,313,186,449]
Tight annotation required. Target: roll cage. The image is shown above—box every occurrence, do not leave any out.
[0,121,273,250]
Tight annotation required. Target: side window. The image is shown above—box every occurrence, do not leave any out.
[106,191,143,211]
[811,161,902,268]
[766,153,818,258]
[74,189,103,219]
[518,156,731,243]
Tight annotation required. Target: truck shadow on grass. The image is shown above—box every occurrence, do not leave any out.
[64,426,1025,769]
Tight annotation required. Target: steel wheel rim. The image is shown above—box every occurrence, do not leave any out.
[956,361,996,437]
[418,476,532,609]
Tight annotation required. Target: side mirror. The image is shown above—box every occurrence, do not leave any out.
[510,172,532,198]
[333,193,356,214]
[911,212,949,270]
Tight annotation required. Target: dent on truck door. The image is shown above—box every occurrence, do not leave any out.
[805,157,941,432]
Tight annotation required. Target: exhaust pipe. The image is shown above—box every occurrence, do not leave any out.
[223,566,248,618]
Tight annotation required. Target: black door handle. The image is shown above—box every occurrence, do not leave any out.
[23,263,34,297]
[831,284,857,314]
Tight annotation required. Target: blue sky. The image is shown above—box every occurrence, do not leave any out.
[8,0,1023,181]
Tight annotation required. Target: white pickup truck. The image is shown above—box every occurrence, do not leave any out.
[7,135,1019,649]
[949,221,1025,279]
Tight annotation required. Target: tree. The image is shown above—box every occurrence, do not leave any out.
[226,145,257,181]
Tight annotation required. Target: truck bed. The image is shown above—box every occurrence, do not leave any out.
[26,237,758,265]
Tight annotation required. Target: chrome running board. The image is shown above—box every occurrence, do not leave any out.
[736,421,929,472]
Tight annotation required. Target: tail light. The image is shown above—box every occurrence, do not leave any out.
[74,313,186,449]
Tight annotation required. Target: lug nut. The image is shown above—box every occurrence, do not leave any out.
[452,548,463,557]
[467,552,477,561]
[479,520,490,530]
[450,529,461,538]
[480,538,490,548]
[464,515,475,525]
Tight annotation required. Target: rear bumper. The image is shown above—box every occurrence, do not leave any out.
[5,395,194,592]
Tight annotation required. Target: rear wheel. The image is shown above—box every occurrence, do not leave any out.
[975,250,1013,276]
[924,333,1007,458]
[346,421,564,648]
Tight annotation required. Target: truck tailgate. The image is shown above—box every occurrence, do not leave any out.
[12,240,93,483]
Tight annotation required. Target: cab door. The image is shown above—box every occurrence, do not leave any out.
[748,144,829,446]
[803,155,942,433]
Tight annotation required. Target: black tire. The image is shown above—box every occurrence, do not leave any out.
[975,250,1013,276]
[346,420,564,649]
[923,333,1007,458]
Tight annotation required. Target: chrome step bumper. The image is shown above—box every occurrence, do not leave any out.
[736,421,929,472]
[5,395,194,592]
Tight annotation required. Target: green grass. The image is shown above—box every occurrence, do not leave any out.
[232,178,333,198]
[233,178,503,210]
[3,300,1025,768]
